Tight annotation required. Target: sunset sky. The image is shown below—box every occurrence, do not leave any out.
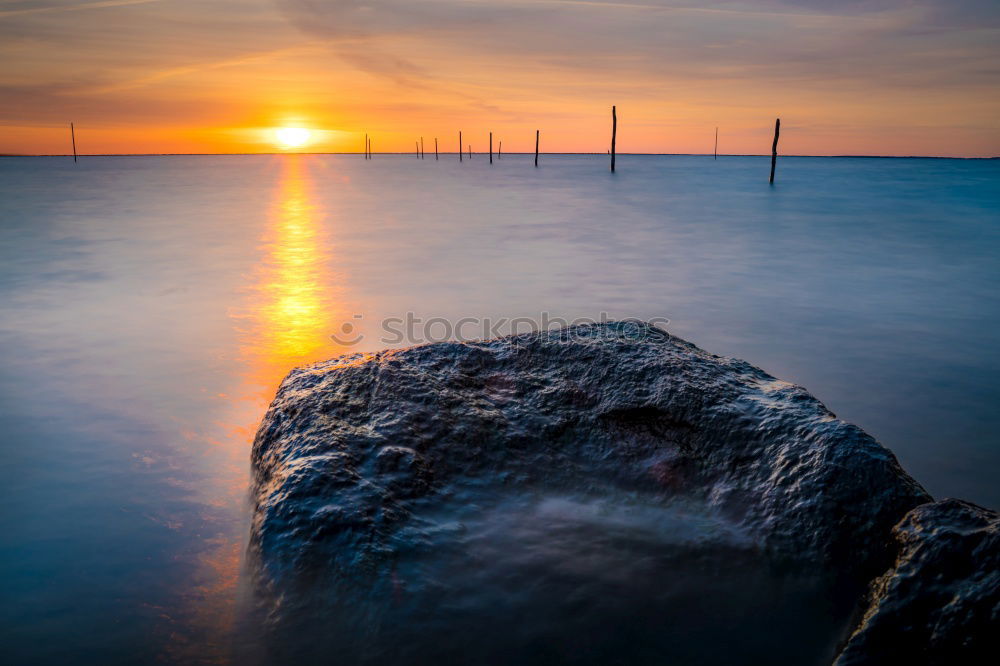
[1,0,998,156]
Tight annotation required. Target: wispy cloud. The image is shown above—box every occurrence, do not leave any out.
[524,0,878,21]
[270,0,972,87]
[0,0,160,20]
[86,43,327,94]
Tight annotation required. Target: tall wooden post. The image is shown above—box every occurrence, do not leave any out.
[769,118,780,184]
[70,123,77,163]
[610,106,616,173]
[498,141,502,158]
[714,127,718,160]
[468,145,471,158]
[490,132,493,164]
[534,130,539,167]
[421,137,424,159]
[459,131,463,162]
[435,138,438,160]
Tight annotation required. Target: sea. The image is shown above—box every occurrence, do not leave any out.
[1,153,997,663]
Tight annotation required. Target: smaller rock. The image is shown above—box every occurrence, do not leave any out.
[835,499,1000,665]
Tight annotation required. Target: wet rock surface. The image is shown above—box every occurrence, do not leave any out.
[835,499,1000,665]
[247,322,950,664]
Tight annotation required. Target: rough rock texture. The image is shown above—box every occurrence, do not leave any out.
[835,499,1000,665]
[248,322,934,663]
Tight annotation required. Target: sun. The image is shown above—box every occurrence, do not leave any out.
[275,127,311,150]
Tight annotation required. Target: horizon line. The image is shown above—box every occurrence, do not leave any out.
[1,152,996,159]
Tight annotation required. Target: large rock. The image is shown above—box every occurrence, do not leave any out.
[247,322,931,663]
[835,499,999,665]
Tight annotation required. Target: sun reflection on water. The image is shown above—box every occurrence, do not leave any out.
[244,155,349,387]
[167,155,351,663]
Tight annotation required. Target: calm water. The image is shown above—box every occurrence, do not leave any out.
[1,154,998,663]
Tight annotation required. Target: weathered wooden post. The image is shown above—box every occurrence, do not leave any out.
[70,123,77,163]
[468,145,471,159]
[714,127,718,160]
[610,106,616,173]
[490,132,493,164]
[769,118,780,184]
[498,140,502,158]
[435,138,438,160]
[459,131,463,162]
[421,137,425,159]
[535,130,539,167]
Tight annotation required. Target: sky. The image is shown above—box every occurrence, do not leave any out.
[0,0,998,156]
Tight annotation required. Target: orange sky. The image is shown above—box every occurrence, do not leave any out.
[1,0,998,156]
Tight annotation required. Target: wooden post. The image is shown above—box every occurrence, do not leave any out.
[490,132,493,164]
[610,106,616,173]
[435,138,438,160]
[421,137,425,159]
[468,144,471,159]
[714,127,718,160]
[498,140,502,158]
[769,118,780,184]
[459,131,463,162]
[70,123,77,163]
[534,130,539,167]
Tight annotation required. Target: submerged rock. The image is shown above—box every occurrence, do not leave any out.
[835,499,1000,665]
[247,322,933,664]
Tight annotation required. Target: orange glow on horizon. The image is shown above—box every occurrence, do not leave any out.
[2,113,997,158]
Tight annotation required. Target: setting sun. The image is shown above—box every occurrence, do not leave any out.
[275,127,311,150]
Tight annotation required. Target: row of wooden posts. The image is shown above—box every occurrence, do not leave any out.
[70,109,783,181]
[361,108,782,182]
[363,128,542,167]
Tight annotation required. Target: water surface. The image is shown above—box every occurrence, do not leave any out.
[1,154,997,663]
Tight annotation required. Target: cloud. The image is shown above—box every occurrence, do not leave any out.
[0,0,161,19]
[86,44,327,94]
[270,0,1000,92]
[0,79,249,126]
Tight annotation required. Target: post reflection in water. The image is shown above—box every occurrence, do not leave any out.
[169,156,349,663]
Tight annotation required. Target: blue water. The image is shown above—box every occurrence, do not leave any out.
[1,154,998,663]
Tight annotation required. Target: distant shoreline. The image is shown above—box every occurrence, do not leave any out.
[1,152,997,159]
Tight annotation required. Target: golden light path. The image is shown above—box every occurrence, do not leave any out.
[169,155,351,662]
[248,155,349,379]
